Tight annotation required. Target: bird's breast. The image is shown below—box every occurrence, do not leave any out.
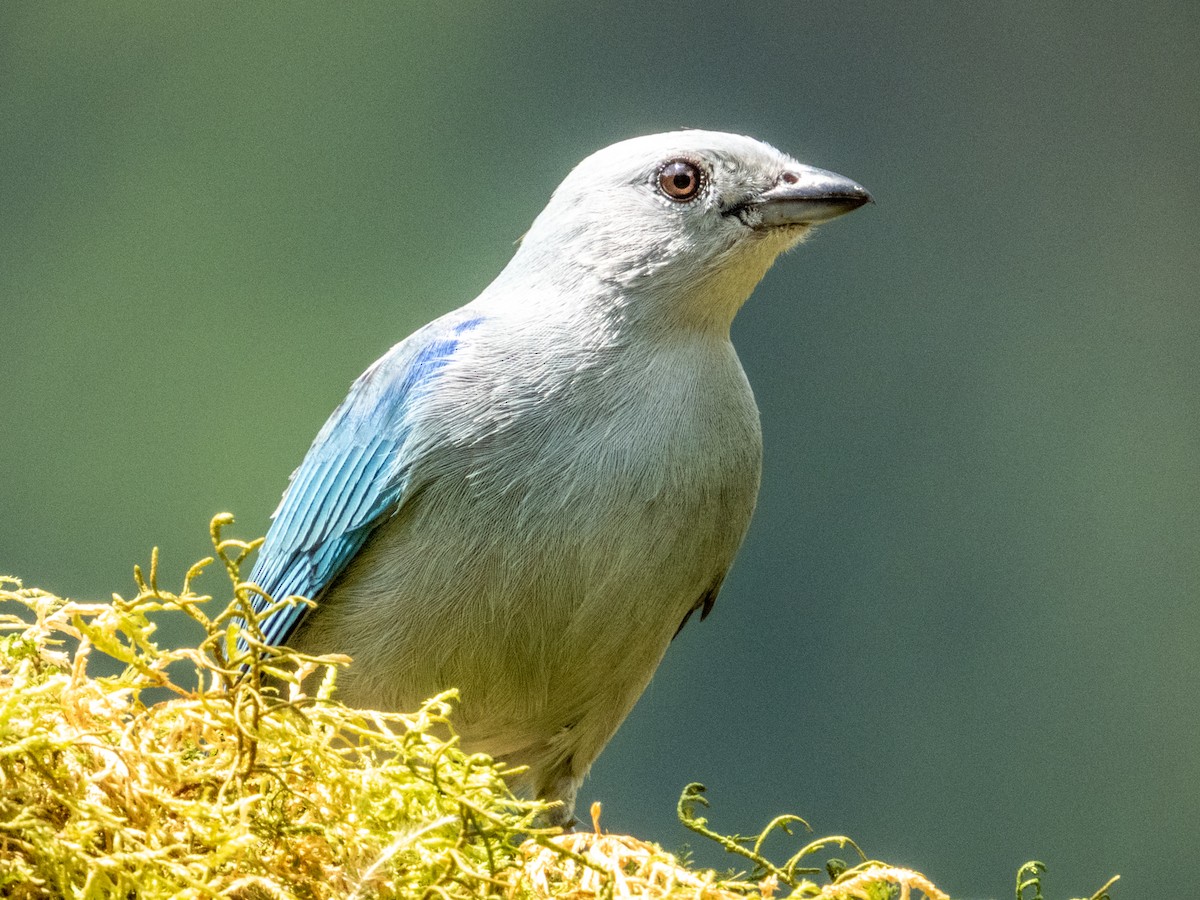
[457,333,762,529]
[417,333,764,631]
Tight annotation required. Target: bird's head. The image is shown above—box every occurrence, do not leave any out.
[506,130,871,331]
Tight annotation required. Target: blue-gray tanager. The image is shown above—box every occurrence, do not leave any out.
[247,130,870,824]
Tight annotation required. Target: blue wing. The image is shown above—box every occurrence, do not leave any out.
[247,312,485,647]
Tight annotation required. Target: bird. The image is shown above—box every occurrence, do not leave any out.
[245,130,870,826]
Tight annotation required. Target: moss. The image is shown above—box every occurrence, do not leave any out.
[0,515,1112,899]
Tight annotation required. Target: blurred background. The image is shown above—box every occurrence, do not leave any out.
[3,2,1197,896]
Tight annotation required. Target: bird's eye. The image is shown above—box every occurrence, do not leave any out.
[657,160,703,202]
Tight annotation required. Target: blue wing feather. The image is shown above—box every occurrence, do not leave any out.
[247,312,485,647]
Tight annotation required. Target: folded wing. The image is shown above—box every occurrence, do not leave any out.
[247,313,484,647]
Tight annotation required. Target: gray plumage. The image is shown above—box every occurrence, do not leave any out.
[248,130,870,825]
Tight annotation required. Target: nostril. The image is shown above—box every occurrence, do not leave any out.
[781,171,800,184]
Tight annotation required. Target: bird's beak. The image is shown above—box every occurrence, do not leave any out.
[752,165,873,226]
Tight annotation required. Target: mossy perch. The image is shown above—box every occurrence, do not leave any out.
[0,515,1112,899]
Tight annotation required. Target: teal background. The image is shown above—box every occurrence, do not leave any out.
[3,3,1197,896]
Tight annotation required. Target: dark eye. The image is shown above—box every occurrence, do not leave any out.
[658,160,703,202]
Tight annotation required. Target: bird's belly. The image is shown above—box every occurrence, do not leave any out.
[313,480,726,664]
[294,438,754,752]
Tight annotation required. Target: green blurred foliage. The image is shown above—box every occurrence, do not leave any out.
[2,2,1197,898]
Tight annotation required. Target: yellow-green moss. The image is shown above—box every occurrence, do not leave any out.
[0,515,1112,899]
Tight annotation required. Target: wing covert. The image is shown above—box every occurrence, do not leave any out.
[246,313,485,647]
